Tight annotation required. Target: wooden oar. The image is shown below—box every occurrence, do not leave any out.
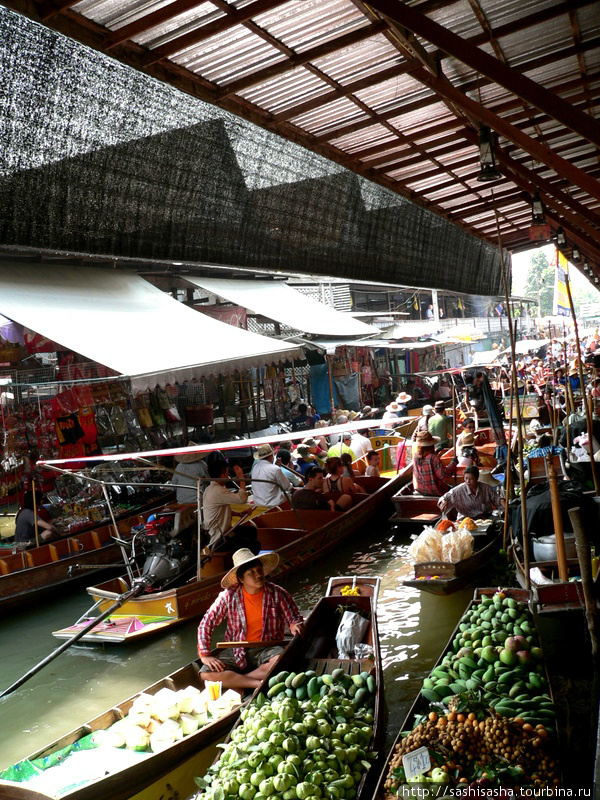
[216,640,285,649]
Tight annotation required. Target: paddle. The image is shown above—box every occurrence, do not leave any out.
[0,584,145,698]
[216,640,285,649]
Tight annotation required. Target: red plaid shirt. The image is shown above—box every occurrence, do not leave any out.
[197,582,303,669]
[413,452,456,497]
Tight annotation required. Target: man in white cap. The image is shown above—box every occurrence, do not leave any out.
[250,444,292,508]
[197,549,304,690]
[326,431,355,459]
[411,404,435,441]
[171,440,209,504]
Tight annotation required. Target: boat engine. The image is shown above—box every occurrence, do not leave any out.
[132,512,192,591]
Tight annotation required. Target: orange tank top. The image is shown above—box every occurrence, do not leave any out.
[242,588,264,642]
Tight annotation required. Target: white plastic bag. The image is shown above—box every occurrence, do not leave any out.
[441,530,474,563]
[408,527,443,563]
[336,611,369,659]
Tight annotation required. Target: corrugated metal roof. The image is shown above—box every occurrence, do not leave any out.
[5,0,600,277]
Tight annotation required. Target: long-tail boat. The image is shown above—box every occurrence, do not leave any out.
[0,494,173,613]
[53,466,409,644]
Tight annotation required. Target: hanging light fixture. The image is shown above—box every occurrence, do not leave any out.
[477,126,502,181]
[556,227,566,246]
[595,276,599,285]
[583,259,589,273]
[531,190,545,224]
[572,247,581,262]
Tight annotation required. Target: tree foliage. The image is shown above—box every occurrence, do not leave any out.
[524,251,554,316]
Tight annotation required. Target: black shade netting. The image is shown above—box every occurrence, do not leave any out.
[0,8,505,295]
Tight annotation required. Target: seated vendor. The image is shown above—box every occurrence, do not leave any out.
[15,490,58,545]
[197,549,304,690]
[437,466,500,520]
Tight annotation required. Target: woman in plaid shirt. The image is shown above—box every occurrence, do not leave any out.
[197,548,304,691]
[412,430,458,496]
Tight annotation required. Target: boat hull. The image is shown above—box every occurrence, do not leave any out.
[53,469,410,643]
[0,496,172,613]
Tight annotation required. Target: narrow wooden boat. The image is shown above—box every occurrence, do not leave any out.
[196,587,384,800]
[372,587,561,797]
[0,657,243,800]
[326,575,381,600]
[390,493,441,529]
[52,469,410,644]
[0,495,173,613]
[403,520,503,595]
[511,537,590,615]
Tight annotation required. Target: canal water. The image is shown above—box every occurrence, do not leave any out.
[0,522,473,773]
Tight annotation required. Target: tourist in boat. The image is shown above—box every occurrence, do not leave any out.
[197,549,304,691]
[326,431,355,459]
[203,461,250,548]
[455,417,483,453]
[171,440,209,504]
[275,448,304,487]
[340,452,357,479]
[291,466,350,511]
[411,404,435,441]
[290,403,315,432]
[364,450,381,477]
[293,443,319,477]
[350,428,371,461]
[312,419,330,451]
[395,391,412,416]
[412,430,457,497]
[14,490,58,545]
[428,400,453,450]
[382,401,402,429]
[250,444,292,508]
[437,465,500,520]
[301,436,326,464]
[323,457,365,503]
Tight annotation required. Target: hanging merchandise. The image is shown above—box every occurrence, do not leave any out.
[149,392,166,427]
[94,405,114,436]
[110,405,128,437]
[77,406,98,445]
[73,384,94,408]
[333,373,360,411]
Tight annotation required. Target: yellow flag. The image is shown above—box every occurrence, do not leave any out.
[413,295,419,311]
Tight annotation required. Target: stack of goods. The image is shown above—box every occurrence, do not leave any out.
[104,683,241,753]
[381,590,559,794]
[198,668,378,800]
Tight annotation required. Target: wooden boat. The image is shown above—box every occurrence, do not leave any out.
[0,495,173,613]
[197,586,384,800]
[52,469,410,644]
[390,493,441,530]
[0,658,243,800]
[372,587,561,797]
[511,536,590,615]
[326,574,381,599]
[403,520,503,595]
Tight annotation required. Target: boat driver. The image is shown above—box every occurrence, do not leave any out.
[197,549,304,691]
[437,465,500,520]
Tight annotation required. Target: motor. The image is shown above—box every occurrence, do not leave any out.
[132,512,192,591]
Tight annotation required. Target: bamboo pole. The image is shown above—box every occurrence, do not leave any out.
[491,195,530,590]
[546,455,569,582]
[564,273,600,495]
[503,377,515,551]
[325,355,336,416]
[31,479,40,549]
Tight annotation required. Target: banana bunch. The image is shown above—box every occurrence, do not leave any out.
[340,584,361,596]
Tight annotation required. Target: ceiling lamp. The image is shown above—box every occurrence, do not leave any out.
[531,190,545,224]
[477,126,502,182]
[583,260,589,273]
[572,247,581,262]
[556,227,566,246]
[595,276,599,286]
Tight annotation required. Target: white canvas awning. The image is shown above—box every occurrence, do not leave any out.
[0,264,303,391]
[185,277,377,338]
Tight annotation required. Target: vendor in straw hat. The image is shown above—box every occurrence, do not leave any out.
[171,440,210,504]
[197,548,304,690]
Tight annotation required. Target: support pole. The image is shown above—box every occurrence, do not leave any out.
[326,355,336,417]
[568,506,599,664]
[503,377,515,552]
[546,455,569,582]
[491,194,530,590]
[31,479,40,549]
[565,273,600,495]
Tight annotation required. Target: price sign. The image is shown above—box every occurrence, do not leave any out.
[402,746,431,780]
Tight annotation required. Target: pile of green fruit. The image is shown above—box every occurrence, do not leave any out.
[197,668,377,800]
[420,591,555,727]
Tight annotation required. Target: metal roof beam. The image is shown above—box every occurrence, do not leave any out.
[367,0,600,149]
